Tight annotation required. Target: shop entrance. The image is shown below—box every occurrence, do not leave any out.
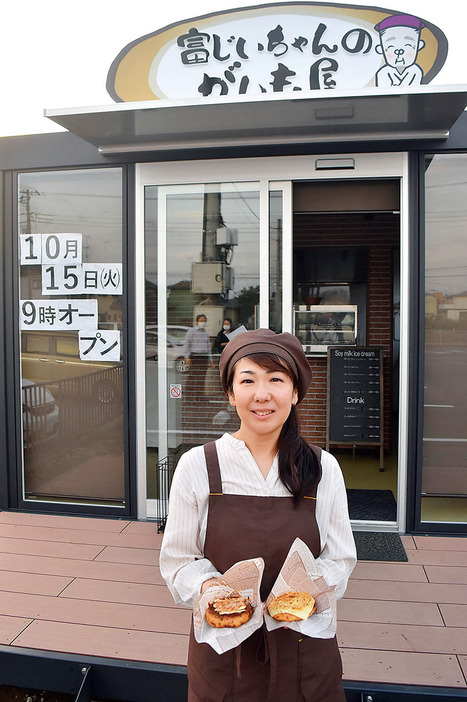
[292,180,400,524]
[137,154,408,527]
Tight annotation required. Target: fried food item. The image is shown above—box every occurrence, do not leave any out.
[268,591,316,621]
[205,593,254,628]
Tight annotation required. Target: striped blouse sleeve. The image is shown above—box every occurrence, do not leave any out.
[159,449,221,607]
[315,451,357,600]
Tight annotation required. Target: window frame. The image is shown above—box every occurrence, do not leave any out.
[10,164,134,517]
[413,151,467,534]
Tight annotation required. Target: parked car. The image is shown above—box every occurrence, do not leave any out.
[145,326,189,372]
[21,331,122,403]
[164,325,190,343]
[22,378,59,447]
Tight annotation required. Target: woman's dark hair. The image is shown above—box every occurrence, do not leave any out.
[227,352,320,505]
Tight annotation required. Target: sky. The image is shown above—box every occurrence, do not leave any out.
[1,0,465,137]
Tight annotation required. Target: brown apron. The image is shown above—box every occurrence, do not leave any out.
[187,441,345,702]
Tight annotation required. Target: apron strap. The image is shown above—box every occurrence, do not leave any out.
[254,625,279,701]
[311,444,322,462]
[204,441,322,497]
[203,441,223,495]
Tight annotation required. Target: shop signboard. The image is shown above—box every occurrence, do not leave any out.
[107,2,448,102]
[326,346,384,469]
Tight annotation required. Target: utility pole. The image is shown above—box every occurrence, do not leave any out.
[19,187,41,233]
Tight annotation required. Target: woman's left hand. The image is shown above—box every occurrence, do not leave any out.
[200,577,229,594]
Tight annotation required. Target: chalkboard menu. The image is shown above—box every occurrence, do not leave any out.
[326,347,383,468]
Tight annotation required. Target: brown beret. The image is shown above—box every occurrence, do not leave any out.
[219,328,312,403]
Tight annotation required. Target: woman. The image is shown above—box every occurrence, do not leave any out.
[213,317,234,354]
[160,329,356,701]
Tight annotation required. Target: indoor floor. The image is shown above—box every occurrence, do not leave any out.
[337,448,465,525]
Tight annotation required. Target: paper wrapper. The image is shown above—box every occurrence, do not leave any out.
[264,538,337,638]
[193,557,265,654]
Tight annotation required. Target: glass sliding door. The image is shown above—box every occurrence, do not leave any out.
[138,152,409,526]
[144,182,261,510]
[269,183,292,333]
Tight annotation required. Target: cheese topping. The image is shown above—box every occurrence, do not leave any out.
[268,591,315,619]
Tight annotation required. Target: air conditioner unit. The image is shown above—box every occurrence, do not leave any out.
[191,262,234,294]
[216,227,238,247]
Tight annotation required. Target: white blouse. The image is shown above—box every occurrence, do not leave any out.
[159,433,356,611]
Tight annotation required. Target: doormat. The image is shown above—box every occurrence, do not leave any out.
[353,531,408,562]
[347,489,397,521]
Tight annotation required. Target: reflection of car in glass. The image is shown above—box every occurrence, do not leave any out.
[21,331,122,403]
[165,325,190,343]
[145,327,189,373]
[22,378,59,447]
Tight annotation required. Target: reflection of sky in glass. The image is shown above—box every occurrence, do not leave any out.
[19,169,123,263]
[425,154,467,296]
[165,188,260,293]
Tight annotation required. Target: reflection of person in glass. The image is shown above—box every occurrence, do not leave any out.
[183,314,213,401]
[160,328,356,701]
[213,317,234,355]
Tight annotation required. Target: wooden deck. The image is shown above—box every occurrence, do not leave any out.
[0,511,466,691]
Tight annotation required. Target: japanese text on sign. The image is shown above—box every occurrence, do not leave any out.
[153,15,382,98]
[78,330,121,362]
[41,264,123,296]
[176,22,372,94]
[20,233,83,265]
[110,3,448,101]
[20,299,98,330]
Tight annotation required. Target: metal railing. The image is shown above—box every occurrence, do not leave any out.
[56,366,123,442]
[155,454,177,533]
[22,366,123,449]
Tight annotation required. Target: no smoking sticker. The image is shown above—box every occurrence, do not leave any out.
[170,384,182,399]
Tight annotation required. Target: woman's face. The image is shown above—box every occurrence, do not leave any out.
[228,357,298,440]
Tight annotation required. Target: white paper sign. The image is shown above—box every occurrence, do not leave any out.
[20,299,98,330]
[226,324,247,340]
[20,233,82,265]
[83,263,122,295]
[78,330,121,361]
[20,234,42,265]
[41,263,123,296]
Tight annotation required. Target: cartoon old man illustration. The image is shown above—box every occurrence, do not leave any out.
[375,14,425,87]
